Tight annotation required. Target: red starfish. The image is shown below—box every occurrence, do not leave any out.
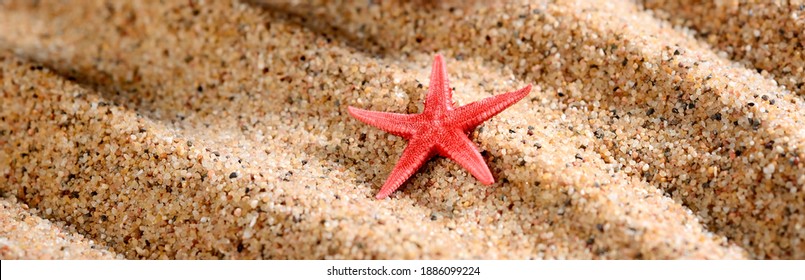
[349,54,532,199]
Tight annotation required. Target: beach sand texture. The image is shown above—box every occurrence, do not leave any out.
[0,0,802,259]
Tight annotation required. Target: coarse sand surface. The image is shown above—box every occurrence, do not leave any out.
[0,0,803,259]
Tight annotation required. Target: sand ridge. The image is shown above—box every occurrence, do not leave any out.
[0,194,121,259]
[0,0,802,259]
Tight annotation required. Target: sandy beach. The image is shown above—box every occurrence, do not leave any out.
[0,0,803,259]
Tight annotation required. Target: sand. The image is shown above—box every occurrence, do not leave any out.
[0,0,802,259]
[0,194,121,259]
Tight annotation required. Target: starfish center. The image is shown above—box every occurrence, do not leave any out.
[431,118,446,128]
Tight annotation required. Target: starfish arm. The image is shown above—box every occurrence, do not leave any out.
[424,54,452,115]
[438,130,494,185]
[376,137,434,199]
[446,84,532,131]
[348,106,421,138]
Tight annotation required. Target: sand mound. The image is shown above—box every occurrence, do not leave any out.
[0,0,802,259]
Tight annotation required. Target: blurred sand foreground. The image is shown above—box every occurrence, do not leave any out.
[0,0,803,259]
